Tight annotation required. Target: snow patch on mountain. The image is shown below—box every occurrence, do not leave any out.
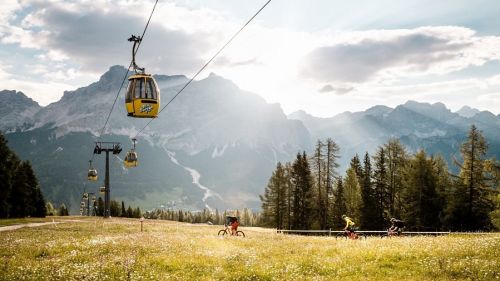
[414,128,447,138]
[211,144,228,158]
[165,148,223,209]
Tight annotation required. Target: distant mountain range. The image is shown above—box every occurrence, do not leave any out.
[288,100,500,169]
[1,66,499,212]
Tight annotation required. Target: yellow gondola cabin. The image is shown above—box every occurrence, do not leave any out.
[125,73,160,118]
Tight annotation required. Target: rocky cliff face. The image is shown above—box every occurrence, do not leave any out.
[2,66,311,212]
[0,90,41,132]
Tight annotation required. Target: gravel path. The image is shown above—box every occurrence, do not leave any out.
[0,221,64,232]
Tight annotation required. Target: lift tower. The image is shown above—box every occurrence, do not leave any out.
[93,142,121,218]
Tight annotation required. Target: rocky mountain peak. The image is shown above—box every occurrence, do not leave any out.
[0,90,41,132]
[456,105,480,118]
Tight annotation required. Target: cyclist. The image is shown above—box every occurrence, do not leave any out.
[389,218,405,235]
[225,216,240,236]
[342,215,356,237]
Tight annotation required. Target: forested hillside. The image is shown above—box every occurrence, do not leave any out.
[0,134,46,218]
[261,125,500,231]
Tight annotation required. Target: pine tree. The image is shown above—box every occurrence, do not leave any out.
[324,138,340,228]
[0,134,19,218]
[97,197,104,216]
[291,152,314,229]
[384,138,408,217]
[372,147,389,227]
[121,201,126,217]
[449,125,495,230]
[284,162,293,230]
[0,134,45,218]
[46,202,56,216]
[32,185,47,217]
[331,177,346,228]
[344,167,362,223]
[59,203,69,216]
[311,140,327,229]
[360,152,378,229]
[402,150,441,230]
[10,162,34,217]
[133,207,141,218]
[349,154,363,184]
[127,206,134,218]
[260,162,289,229]
[432,154,452,226]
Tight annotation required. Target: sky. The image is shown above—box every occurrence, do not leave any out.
[1,0,500,117]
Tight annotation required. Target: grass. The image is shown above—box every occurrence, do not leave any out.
[0,217,498,280]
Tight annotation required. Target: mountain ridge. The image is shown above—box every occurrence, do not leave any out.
[2,66,499,212]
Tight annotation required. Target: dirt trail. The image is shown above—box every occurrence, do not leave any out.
[0,221,64,232]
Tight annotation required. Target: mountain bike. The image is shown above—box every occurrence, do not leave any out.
[381,228,403,238]
[335,229,366,240]
[218,224,245,237]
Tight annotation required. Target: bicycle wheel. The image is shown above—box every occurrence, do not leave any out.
[335,232,347,240]
[356,233,367,240]
[218,230,228,236]
[236,231,245,237]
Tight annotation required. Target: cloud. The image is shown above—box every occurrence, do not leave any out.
[318,84,353,95]
[301,26,500,83]
[1,1,228,75]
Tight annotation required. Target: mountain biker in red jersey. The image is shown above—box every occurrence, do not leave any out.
[226,216,240,235]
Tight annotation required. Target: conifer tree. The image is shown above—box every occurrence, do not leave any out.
[349,154,363,184]
[360,152,378,229]
[10,162,34,217]
[311,140,327,229]
[291,152,314,229]
[402,150,441,230]
[384,138,408,217]
[97,197,104,216]
[125,206,132,217]
[344,167,362,223]
[331,177,346,228]
[46,202,56,216]
[121,201,127,217]
[0,134,18,218]
[448,125,495,230]
[133,207,141,218]
[372,147,389,227]
[110,200,120,217]
[432,154,452,226]
[59,203,69,216]
[323,138,340,228]
[260,162,289,229]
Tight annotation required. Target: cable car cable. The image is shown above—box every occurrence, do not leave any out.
[132,0,272,139]
[88,0,159,163]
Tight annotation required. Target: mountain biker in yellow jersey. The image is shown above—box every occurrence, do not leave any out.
[342,215,355,235]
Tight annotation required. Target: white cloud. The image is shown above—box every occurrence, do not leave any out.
[0,0,499,116]
[301,26,500,84]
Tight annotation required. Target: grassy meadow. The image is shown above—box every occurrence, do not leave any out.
[0,217,498,280]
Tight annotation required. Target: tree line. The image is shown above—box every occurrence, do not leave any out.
[0,134,46,218]
[87,198,143,218]
[260,125,500,231]
[144,208,262,226]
